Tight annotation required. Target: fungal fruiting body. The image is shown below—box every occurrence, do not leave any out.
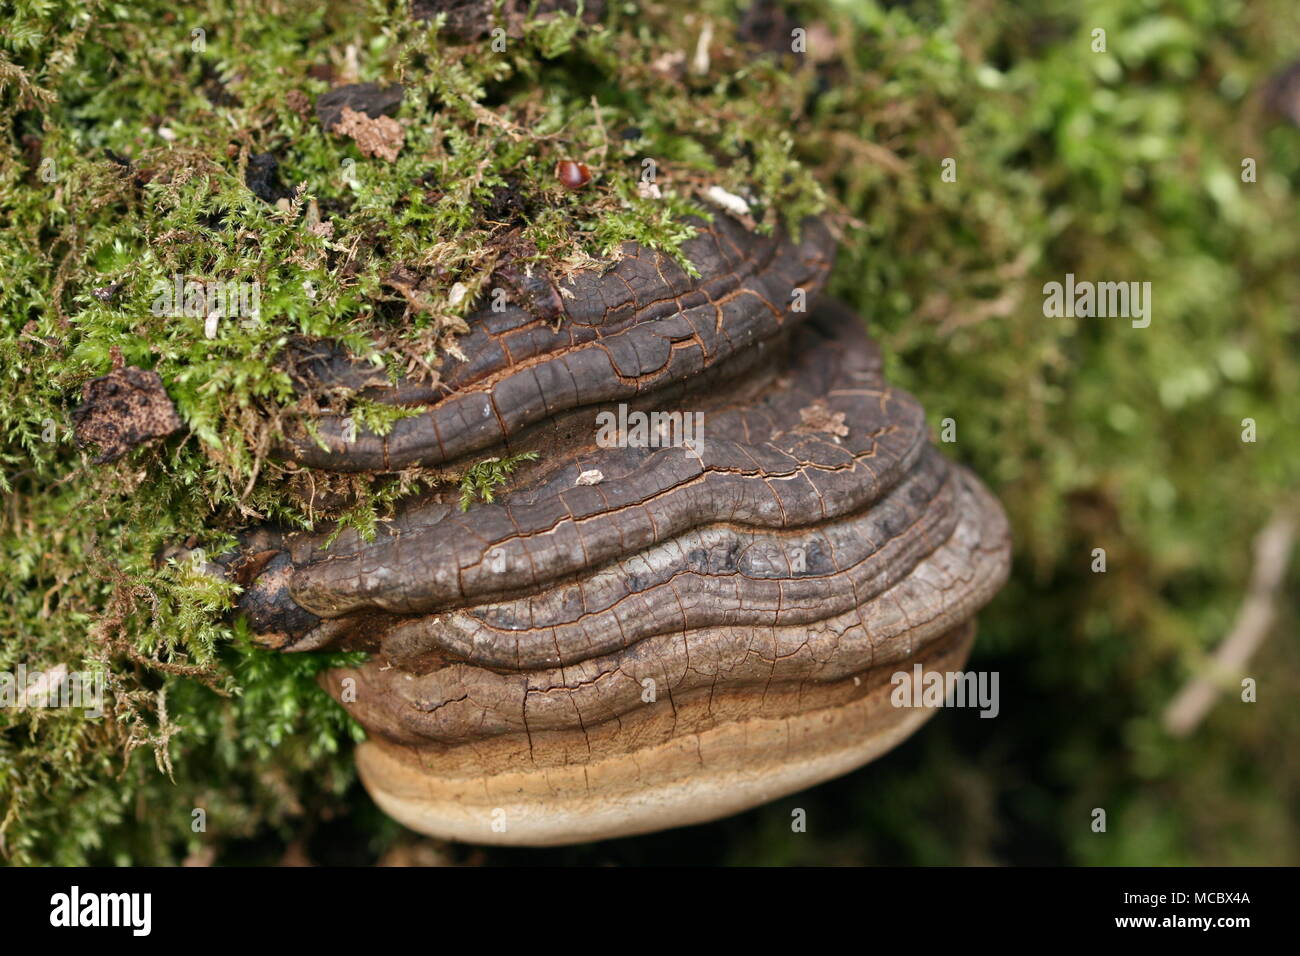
[236,214,1011,844]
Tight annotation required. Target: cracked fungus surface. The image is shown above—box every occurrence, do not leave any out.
[234,214,1011,844]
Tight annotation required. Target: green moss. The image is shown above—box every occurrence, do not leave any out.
[457,450,539,510]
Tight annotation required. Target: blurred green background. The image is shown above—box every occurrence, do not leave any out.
[1,0,1296,865]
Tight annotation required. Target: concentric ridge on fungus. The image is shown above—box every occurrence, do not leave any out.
[278,214,835,472]
[236,214,1011,845]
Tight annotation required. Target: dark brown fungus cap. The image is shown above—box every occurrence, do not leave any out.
[277,214,836,472]
[236,216,1010,845]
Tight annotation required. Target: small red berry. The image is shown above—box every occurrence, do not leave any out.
[555,160,592,189]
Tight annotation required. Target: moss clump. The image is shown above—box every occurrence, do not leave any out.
[457,451,540,510]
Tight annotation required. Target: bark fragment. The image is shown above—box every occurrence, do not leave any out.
[72,366,182,464]
[315,83,404,131]
[332,106,404,162]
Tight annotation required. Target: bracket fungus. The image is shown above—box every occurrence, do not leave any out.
[234,214,1011,845]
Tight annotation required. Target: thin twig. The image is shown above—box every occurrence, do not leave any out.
[1163,509,1296,736]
